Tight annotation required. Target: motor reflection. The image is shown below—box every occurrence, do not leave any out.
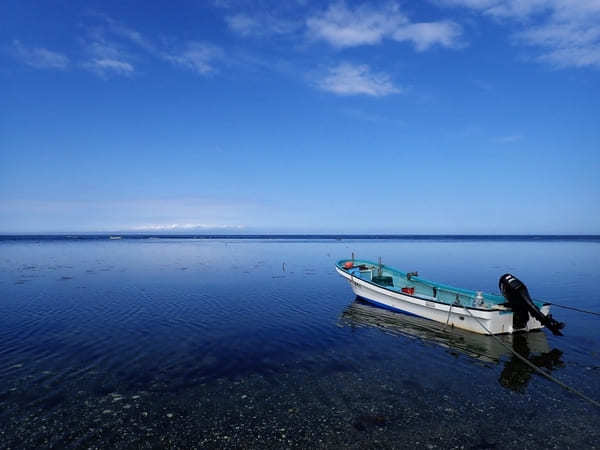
[339,297,564,392]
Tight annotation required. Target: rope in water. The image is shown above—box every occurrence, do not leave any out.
[463,308,600,409]
[546,302,600,317]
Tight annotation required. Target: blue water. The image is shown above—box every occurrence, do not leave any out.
[1,236,599,448]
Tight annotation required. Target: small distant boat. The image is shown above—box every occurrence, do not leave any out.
[109,236,122,240]
[336,259,564,335]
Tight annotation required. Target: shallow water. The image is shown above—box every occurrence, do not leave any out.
[1,237,599,448]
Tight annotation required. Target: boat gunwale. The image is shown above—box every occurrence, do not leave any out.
[335,259,552,312]
[335,265,505,313]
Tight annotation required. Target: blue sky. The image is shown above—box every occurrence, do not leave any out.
[1,0,599,234]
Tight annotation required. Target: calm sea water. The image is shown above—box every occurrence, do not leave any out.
[1,236,599,449]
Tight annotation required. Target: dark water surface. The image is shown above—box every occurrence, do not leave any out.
[1,237,599,449]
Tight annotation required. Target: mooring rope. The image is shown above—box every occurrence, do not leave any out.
[546,302,600,317]
[463,307,600,409]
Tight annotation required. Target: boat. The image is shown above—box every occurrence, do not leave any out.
[339,299,564,391]
[336,258,565,335]
[109,236,122,240]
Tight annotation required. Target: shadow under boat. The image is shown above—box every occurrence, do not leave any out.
[339,297,564,392]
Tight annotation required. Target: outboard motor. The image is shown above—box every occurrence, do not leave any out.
[499,274,565,336]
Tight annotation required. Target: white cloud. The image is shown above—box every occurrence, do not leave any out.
[227,14,260,36]
[84,58,135,77]
[129,223,245,231]
[442,0,600,68]
[13,40,69,69]
[0,196,255,233]
[103,17,156,53]
[162,42,223,75]
[317,63,401,97]
[226,13,299,37]
[80,15,226,78]
[392,21,463,51]
[307,3,405,47]
[441,0,548,19]
[306,2,462,50]
[82,40,135,77]
[80,17,224,77]
[517,19,600,68]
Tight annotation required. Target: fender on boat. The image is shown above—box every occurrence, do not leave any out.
[499,274,565,336]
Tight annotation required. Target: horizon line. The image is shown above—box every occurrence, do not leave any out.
[1,233,599,238]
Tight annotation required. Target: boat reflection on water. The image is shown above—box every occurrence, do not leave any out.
[339,298,564,392]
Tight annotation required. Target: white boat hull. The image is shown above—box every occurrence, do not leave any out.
[336,267,548,335]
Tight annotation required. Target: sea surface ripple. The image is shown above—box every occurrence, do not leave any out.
[0,237,599,448]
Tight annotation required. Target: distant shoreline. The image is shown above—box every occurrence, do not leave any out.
[1,234,599,242]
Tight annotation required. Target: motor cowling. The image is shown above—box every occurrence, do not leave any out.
[499,273,565,336]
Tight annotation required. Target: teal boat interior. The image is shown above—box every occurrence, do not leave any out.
[337,259,546,311]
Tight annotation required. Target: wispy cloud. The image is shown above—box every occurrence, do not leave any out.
[12,40,69,69]
[14,14,226,79]
[82,39,136,78]
[442,0,600,68]
[517,20,600,68]
[78,14,226,78]
[161,42,224,75]
[83,58,134,77]
[226,13,300,37]
[226,13,259,36]
[79,16,146,78]
[439,0,544,19]
[493,134,523,143]
[316,63,401,97]
[306,2,462,50]
[102,15,156,53]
